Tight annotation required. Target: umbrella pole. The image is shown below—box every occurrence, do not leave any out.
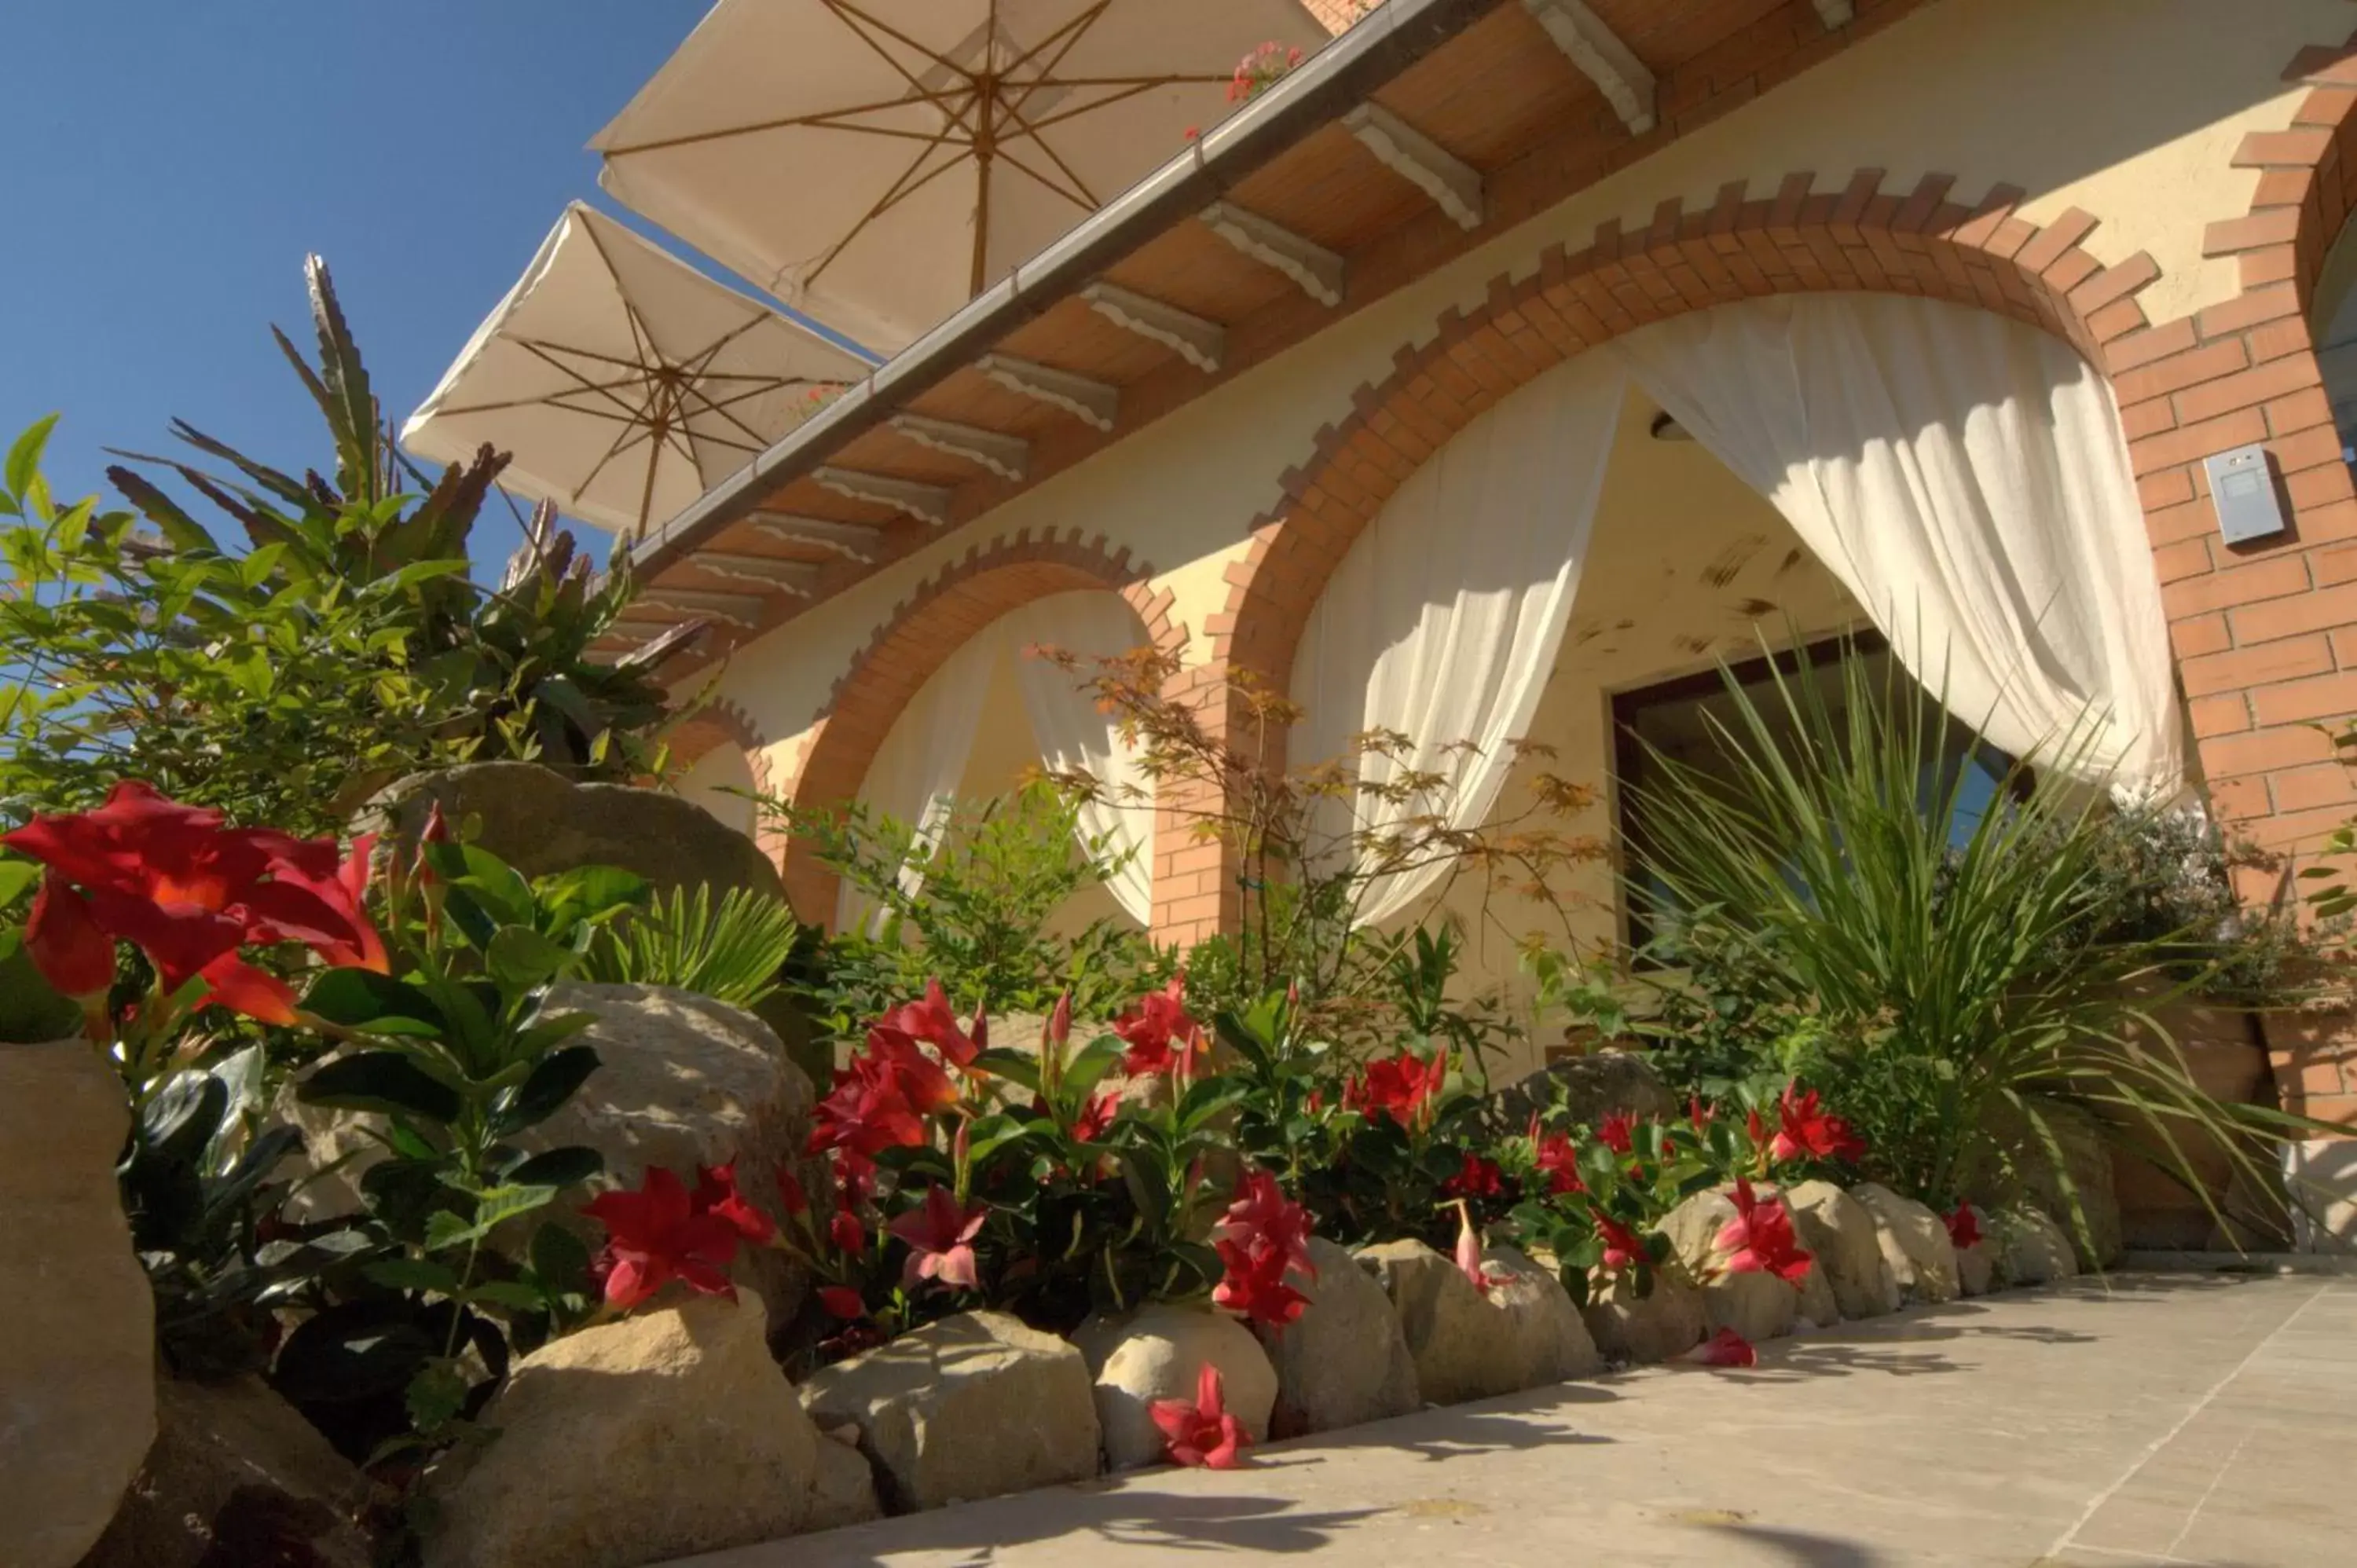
[971,108,996,299]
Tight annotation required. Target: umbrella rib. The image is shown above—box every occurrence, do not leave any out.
[826,0,988,142]
[805,130,974,289]
[987,137,1100,214]
[600,93,966,158]
[515,340,662,427]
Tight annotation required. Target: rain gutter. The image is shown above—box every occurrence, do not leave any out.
[631,0,1508,582]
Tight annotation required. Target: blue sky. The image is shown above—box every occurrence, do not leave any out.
[1,2,728,571]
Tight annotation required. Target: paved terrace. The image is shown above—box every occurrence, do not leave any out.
[669,1272,2355,1568]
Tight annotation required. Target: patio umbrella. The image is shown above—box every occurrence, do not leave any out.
[401,201,873,537]
[591,0,1335,357]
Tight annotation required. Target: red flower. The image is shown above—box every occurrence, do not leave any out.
[1695,1327,1757,1368]
[1149,1363,1252,1469]
[1069,1089,1120,1143]
[1,782,387,1024]
[808,1039,937,1160]
[1211,1168,1316,1326]
[887,1185,986,1291]
[1597,1112,1638,1156]
[1688,1095,1717,1133]
[1768,1083,1866,1166]
[1343,1050,1444,1130]
[25,871,115,1000]
[1745,1105,1769,1152]
[880,978,981,1068]
[1113,974,1204,1076]
[1946,1203,1984,1251]
[1592,1209,1648,1273]
[777,1166,810,1216]
[580,1167,744,1310]
[695,1163,775,1246]
[1714,1178,1813,1284]
[1212,1238,1310,1328]
[1214,1167,1316,1277]
[828,1204,867,1257]
[817,1285,867,1320]
[1533,1131,1585,1196]
[866,1026,959,1114]
[1441,1152,1505,1200]
[1047,989,1072,1049]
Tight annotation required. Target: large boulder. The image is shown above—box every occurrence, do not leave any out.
[0,1040,156,1568]
[1660,1189,1797,1343]
[80,1376,378,1568]
[1850,1184,1961,1305]
[799,1311,1099,1511]
[1355,1240,1600,1406]
[292,984,815,1324]
[380,760,783,906]
[1580,1270,1709,1365]
[1071,1306,1278,1471]
[1977,1099,2123,1270]
[420,1296,868,1568]
[1254,1237,1420,1437]
[1482,1049,1677,1138]
[1992,1206,2080,1286]
[1783,1180,1900,1321]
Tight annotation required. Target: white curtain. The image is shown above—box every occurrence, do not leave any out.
[834,636,992,933]
[836,594,1157,932]
[1290,350,1629,926]
[1611,293,2183,794]
[1000,593,1157,925]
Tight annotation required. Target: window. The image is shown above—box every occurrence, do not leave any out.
[1610,632,2016,954]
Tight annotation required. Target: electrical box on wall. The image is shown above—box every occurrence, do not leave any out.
[2205,443,2288,547]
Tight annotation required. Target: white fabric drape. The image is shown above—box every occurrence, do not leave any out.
[834,636,992,933]
[1611,293,2182,793]
[835,594,1157,932]
[1290,351,1629,927]
[1000,593,1157,925]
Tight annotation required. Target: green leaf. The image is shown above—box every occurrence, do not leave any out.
[362,1255,462,1295]
[1062,1039,1126,1100]
[529,1220,592,1295]
[463,1279,548,1313]
[424,1183,560,1250]
[299,1051,463,1123]
[503,1145,603,1189]
[486,924,580,991]
[0,859,40,910]
[970,1048,1041,1094]
[6,414,58,499]
[300,969,447,1036]
[489,1046,602,1137]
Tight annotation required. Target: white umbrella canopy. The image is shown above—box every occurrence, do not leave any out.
[592,0,1336,357]
[401,201,872,537]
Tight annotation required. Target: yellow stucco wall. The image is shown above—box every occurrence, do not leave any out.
[697,0,2350,896]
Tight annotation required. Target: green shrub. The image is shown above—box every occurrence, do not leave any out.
[579,883,800,1009]
[1620,637,2322,1244]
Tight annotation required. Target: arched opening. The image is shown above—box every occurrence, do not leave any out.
[673,740,761,840]
[1270,291,2180,1079]
[824,588,1156,938]
[2311,215,2357,460]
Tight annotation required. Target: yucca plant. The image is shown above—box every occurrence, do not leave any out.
[1626,636,2320,1250]
[583,884,800,1009]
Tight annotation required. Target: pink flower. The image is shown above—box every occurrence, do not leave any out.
[694,1163,775,1246]
[1149,1364,1252,1469]
[1597,1112,1637,1156]
[886,1185,986,1292]
[1213,1239,1310,1328]
[1714,1178,1813,1284]
[1211,1169,1317,1328]
[1694,1327,1757,1368]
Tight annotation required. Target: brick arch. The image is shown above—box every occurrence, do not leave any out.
[665,696,782,866]
[779,529,1182,924]
[1210,167,2167,694]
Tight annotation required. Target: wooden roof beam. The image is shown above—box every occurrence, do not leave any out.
[1081,283,1226,373]
[1343,103,1484,231]
[1199,200,1346,308]
[748,512,883,562]
[976,354,1120,433]
[887,413,1031,482]
[1811,1,1853,26]
[633,587,768,627]
[811,467,955,527]
[687,553,822,596]
[1521,0,1655,136]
